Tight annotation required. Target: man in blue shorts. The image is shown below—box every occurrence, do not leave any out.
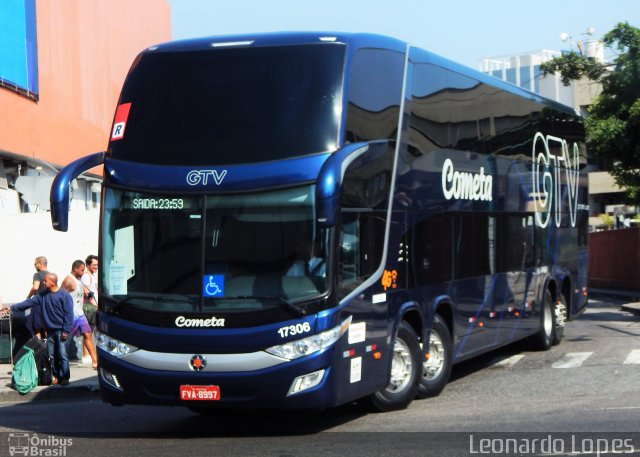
[61,260,98,368]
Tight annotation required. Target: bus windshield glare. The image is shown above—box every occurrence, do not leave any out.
[108,44,345,165]
[101,185,330,313]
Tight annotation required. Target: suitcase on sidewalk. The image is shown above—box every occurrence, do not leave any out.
[14,336,52,386]
[0,316,12,364]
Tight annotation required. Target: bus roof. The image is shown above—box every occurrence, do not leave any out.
[146,31,407,54]
[138,31,577,117]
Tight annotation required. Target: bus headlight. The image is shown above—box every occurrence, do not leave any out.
[95,330,138,357]
[265,316,352,360]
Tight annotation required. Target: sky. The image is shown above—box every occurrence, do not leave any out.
[169,0,640,69]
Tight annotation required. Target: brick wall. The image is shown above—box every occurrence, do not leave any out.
[589,226,640,290]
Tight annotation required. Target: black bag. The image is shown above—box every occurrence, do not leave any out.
[15,336,52,386]
[83,303,97,326]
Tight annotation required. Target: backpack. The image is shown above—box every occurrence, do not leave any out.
[12,347,38,394]
[15,336,52,386]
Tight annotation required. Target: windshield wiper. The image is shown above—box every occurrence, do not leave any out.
[105,293,198,312]
[104,293,306,316]
[235,295,307,316]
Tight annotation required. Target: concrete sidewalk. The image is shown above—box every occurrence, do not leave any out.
[0,359,99,403]
[590,288,640,315]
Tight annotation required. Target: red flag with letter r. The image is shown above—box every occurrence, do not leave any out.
[111,103,132,141]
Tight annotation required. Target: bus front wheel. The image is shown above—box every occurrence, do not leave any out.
[417,314,452,399]
[366,321,421,412]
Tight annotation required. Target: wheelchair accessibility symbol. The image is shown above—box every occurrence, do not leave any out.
[203,275,224,297]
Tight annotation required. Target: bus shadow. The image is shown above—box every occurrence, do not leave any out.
[168,404,368,436]
[447,340,529,383]
[0,401,367,438]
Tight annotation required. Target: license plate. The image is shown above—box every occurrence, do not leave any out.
[180,385,221,401]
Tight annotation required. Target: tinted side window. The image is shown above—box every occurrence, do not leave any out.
[410,63,450,154]
[408,212,538,286]
[341,143,395,210]
[496,214,536,271]
[408,214,453,287]
[345,48,405,143]
[453,213,492,279]
[410,61,544,160]
[338,211,387,298]
[410,63,480,155]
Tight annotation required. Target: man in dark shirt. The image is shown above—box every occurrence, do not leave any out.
[2,272,74,385]
[26,256,49,336]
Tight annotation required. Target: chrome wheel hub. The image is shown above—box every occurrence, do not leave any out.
[555,300,567,329]
[423,330,445,380]
[387,338,413,392]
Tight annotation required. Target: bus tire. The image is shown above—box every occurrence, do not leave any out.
[532,290,555,350]
[417,314,452,399]
[552,294,567,346]
[366,321,421,412]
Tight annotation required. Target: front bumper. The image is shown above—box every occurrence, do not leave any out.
[98,347,340,409]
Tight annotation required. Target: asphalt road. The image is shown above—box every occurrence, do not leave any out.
[1,297,639,456]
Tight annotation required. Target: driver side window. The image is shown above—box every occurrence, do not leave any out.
[338,211,386,298]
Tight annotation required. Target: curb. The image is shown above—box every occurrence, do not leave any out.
[589,288,640,301]
[0,382,100,404]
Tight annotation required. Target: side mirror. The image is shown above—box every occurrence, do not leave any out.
[315,143,370,228]
[50,152,105,232]
[315,141,394,228]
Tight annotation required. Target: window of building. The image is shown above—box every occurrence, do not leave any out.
[0,0,39,100]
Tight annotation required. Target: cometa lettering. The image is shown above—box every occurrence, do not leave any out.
[175,316,226,328]
[441,158,493,201]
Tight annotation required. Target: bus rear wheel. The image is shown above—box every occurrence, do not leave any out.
[417,314,452,399]
[366,321,421,412]
[532,290,564,350]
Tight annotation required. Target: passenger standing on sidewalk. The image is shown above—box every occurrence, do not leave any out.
[1,272,74,386]
[81,255,98,322]
[26,256,49,338]
[62,260,98,369]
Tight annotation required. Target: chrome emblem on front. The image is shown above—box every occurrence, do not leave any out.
[190,354,207,371]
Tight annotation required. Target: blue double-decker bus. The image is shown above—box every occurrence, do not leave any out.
[51,32,588,412]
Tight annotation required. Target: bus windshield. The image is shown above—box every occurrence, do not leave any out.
[101,185,330,314]
[108,44,345,165]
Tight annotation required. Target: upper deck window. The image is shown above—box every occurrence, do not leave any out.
[108,44,345,165]
[345,48,405,142]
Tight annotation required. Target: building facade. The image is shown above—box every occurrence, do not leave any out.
[479,50,575,107]
[0,0,171,303]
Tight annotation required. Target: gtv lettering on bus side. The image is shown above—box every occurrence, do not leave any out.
[531,132,580,228]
